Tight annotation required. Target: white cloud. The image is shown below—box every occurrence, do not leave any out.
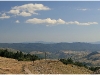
[0,13,10,19]
[8,3,50,17]
[66,21,98,25]
[77,8,88,11]
[8,9,20,15]
[18,12,31,17]
[57,19,66,24]
[26,18,98,26]
[26,18,66,25]
[12,3,50,11]
[15,20,20,23]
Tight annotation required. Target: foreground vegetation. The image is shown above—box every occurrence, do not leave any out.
[59,58,100,72]
[59,58,88,68]
[0,49,40,61]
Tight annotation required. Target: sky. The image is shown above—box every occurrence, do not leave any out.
[0,1,100,43]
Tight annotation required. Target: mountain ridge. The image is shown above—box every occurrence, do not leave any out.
[0,42,100,53]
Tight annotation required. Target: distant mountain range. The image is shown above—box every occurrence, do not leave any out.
[91,41,100,44]
[0,42,100,53]
[22,41,55,44]
[22,41,100,44]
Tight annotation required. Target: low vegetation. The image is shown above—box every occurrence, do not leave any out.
[59,58,88,68]
[89,67,100,71]
[0,49,40,61]
[59,58,100,72]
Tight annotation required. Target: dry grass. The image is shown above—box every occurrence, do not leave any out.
[0,57,93,74]
[0,57,32,74]
[28,59,93,74]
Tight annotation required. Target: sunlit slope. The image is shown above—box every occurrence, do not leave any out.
[0,57,93,74]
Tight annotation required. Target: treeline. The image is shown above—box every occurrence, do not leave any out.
[0,49,40,61]
[59,58,100,72]
[59,58,88,68]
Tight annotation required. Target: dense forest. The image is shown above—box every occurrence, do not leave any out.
[0,42,100,52]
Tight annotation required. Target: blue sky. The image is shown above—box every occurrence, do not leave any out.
[0,1,100,43]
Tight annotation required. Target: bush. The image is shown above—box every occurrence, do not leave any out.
[59,58,73,65]
[89,67,100,71]
[74,61,85,67]
[59,59,68,65]
[59,58,88,68]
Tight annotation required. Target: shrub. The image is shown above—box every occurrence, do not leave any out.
[0,49,40,61]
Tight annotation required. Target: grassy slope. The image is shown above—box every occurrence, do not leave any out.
[0,57,93,74]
